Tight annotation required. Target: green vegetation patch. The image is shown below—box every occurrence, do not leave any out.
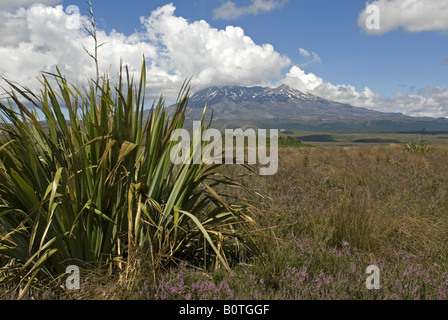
[297,134,336,142]
[353,138,401,143]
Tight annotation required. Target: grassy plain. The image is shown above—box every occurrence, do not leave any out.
[5,142,448,300]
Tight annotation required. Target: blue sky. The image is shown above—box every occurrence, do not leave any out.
[0,0,447,117]
[68,0,447,97]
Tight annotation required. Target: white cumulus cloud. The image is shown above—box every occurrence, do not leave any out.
[213,0,288,20]
[0,3,290,104]
[141,3,290,95]
[280,65,448,117]
[0,0,60,10]
[358,0,448,35]
[0,4,158,100]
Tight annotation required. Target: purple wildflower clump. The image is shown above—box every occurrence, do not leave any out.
[380,260,448,300]
[277,267,347,300]
[154,273,186,299]
[149,270,235,300]
[246,274,267,300]
[190,280,234,300]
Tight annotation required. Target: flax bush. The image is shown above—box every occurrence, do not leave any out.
[0,60,259,297]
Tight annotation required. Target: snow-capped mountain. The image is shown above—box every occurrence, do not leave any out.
[157,84,448,132]
[189,84,318,106]
[183,84,404,122]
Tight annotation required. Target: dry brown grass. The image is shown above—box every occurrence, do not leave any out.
[239,145,448,259]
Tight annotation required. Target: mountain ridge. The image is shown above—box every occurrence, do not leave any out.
[161,84,448,132]
[183,84,411,121]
